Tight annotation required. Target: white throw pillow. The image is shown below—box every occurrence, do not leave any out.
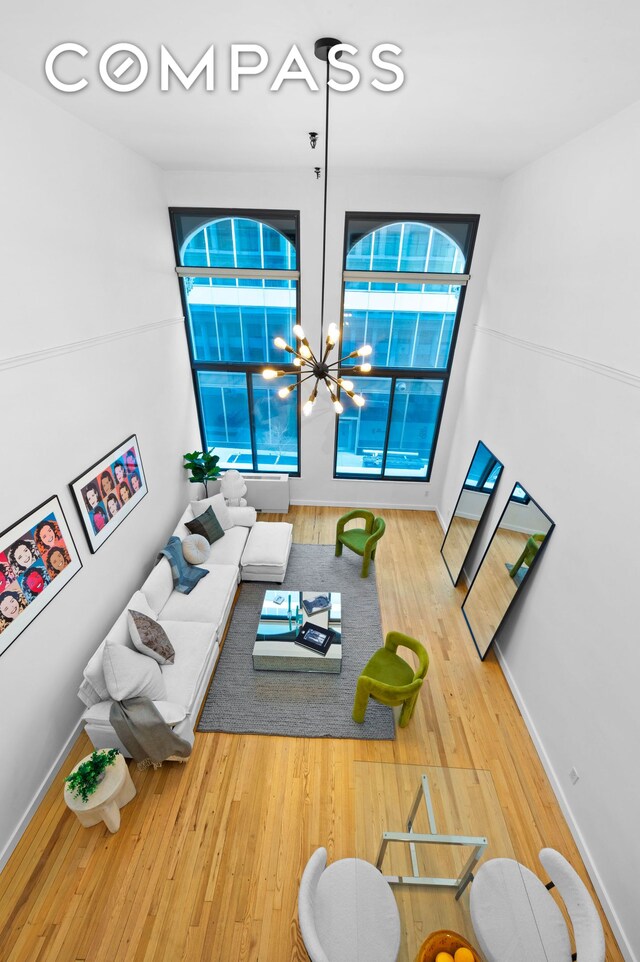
[103,639,167,701]
[128,589,157,620]
[190,493,233,531]
[182,533,211,565]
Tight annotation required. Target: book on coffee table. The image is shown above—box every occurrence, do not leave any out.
[295,621,335,656]
[302,594,331,616]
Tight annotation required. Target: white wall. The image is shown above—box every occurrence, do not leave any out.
[439,101,640,960]
[0,73,199,865]
[163,169,501,510]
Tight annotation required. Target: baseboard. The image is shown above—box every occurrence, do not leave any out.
[493,642,636,962]
[435,506,447,533]
[290,498,439,512]
[0,716,84,872]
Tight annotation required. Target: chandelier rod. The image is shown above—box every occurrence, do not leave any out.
[319,55,330,359]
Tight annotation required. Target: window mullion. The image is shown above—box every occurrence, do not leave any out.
[246,371,258,473]
[381,379,396,477]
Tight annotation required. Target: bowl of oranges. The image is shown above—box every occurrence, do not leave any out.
[415,930,479,962]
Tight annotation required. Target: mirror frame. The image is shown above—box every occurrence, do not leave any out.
[462,482,555,660]
[441,440,504,586]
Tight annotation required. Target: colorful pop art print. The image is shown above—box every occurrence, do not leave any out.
[0,496,82,658]
[69,435,148,553]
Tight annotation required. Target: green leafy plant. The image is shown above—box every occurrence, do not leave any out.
[65,749,119,803]
[183,449,221,497]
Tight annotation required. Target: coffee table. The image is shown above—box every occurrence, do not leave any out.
[252,590,342,673]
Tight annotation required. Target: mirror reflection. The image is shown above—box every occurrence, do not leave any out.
[441,441,504,586]
[462,483,555,659]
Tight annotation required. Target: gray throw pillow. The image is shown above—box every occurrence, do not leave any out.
[182,533,211,565]
[185,505,225,545]
[127,609,175,665]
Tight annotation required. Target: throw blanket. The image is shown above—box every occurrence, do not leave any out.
[158,535,209,594]
[110,696,192,769]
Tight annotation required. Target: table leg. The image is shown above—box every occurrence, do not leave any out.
[102,801,121,834]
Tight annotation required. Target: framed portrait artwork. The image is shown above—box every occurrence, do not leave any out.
[0,496,83,658]
[69,435,148,553]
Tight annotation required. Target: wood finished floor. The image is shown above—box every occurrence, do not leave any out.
[0,507,624,961]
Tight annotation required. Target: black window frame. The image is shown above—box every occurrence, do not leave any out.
[169,207,302,477]
[333,211,479,483]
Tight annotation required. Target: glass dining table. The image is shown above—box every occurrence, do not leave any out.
[354,762,572,962]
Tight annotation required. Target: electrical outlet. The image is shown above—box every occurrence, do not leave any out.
[569,767,580,785]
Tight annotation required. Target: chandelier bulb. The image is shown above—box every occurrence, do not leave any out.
[333,399,344,414]
[353,394,365,407]
[278,385,293,399]
[339,379,354,392]
[359,362,372,373]
[293,324,306,340]
[356,344,372,357]
[303,399,314,416]
[262,368,277,380]
[273,336,287,349]
[300,344,312,359]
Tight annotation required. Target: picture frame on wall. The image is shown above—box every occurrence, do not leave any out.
[0,495,83,658]
[69,434,148,553]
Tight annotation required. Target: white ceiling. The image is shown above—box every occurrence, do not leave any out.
[3,0,640,177]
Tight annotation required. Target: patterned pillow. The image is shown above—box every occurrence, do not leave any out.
[127,610,175,665]
[185,505,225,545]
[182,533,211,565]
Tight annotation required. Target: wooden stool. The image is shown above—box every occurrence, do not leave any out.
[64,752,136,833]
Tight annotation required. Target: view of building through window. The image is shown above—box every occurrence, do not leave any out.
[335,216,478,480]
[170,210,300,473]
[171,210,477,482]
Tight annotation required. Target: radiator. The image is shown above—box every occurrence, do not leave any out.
[242,474,290,513]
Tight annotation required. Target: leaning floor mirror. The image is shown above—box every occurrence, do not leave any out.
[441,440,504,586]
[462,483,555,660]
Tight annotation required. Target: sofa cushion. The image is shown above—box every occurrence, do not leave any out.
[79,642,110,705]
[82,699,188,728]
[141,557,174,614]
[159,563,237,626]
[186,506,225,545]
[128,589,157,620]
[190,493,233,531]
[159,621,217,709]
[204,526,250,568]
[103,640,167,701]
[128,610,175,665]
[241,522,293,581]
[227,506,257,528]
[172,506,195,541]
[182,533,210,565]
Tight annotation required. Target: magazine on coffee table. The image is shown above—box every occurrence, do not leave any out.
[295,621,335,656]
[302,594,331,616]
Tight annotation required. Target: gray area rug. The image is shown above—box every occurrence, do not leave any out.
[198,544,395,739]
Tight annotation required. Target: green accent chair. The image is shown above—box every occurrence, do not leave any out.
[353,631,429,728]
[335,509,386,578]
[510,532,545,578]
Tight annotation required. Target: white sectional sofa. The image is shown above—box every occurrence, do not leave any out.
[77,498,291,757]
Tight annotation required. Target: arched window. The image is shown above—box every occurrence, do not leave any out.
[335,213,478,480]
[170,209,301,474]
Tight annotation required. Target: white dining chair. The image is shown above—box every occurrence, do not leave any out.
[539,848,605,962]
[298,846,401,962]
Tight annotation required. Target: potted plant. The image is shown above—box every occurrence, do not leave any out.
[65,748,119,803]
[183,449,221,497]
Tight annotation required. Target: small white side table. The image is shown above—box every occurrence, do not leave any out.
[64,752,136,833]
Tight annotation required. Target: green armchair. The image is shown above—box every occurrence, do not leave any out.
[510,532,545,578]
[353,631,429,728]
[335,509,386,578]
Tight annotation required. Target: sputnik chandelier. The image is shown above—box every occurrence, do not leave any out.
[262,37,372,416]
